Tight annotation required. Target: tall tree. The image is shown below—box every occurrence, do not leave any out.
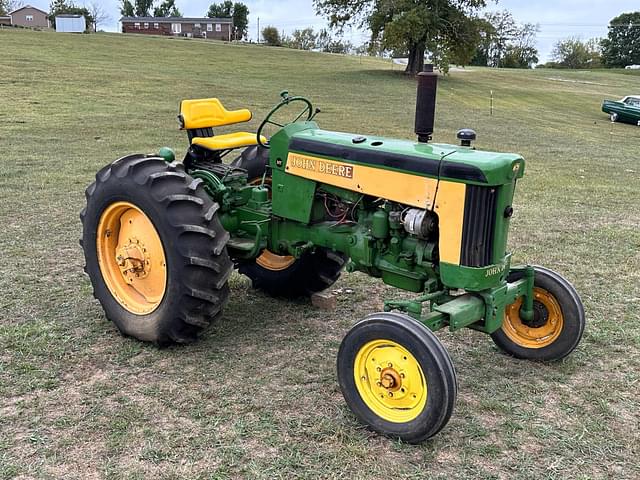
[0,0,24,15]
[471,10,538,68]
[88,1,111,31]
[601,12,640,68]
[154,0,181,17]
[287,27,318,50]
[314,0,491,74]
[551,37,601,69]
[262,26,281,46]
[207,2,249,40]
[120,0,134,17]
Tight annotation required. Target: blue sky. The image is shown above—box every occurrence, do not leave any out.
[25,0,640,62]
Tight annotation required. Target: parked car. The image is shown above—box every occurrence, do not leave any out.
[625,65,640,70]
[602,95,640,125]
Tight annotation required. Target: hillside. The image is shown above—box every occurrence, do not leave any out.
[1,29,639,479]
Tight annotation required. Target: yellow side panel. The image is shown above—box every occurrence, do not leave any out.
[434,181,466,265]
[286,152,438,209]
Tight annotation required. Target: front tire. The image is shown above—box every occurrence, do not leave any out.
[337,313,457,443]
[81,155,233,345]
[491,266,585,361]
[610,112,618,122]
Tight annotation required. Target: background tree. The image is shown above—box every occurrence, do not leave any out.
[207,2,249,40]
[471,10,538,68]
[154,0,181,17]
[314,0,491,74]
[49,0,93,30]
[120,0,134,17]
[550,37,601,69]
[88,1,111,31]
[601,12,640,68]
[286,27,317,50]
[262,25,281,46]
[0,0,24,15]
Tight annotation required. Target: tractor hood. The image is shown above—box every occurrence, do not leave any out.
[286,126,525,186]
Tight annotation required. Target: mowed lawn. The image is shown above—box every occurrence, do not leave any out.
[1,29,639,479]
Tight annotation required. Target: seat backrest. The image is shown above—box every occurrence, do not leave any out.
[178,98,252,130]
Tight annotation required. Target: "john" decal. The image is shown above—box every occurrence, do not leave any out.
[288,153,354,179]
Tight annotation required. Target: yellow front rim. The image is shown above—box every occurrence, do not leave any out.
[503,287,564,348]
[96,201,167,315]
[354,339,427,423]
[256,250,296,271]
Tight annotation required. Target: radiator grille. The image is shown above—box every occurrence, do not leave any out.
[460,186,497,267]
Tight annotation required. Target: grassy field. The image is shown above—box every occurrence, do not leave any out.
[1,29,639,479]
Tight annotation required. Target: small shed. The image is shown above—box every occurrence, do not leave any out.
[55,14,86,33]
[0,16,11,26]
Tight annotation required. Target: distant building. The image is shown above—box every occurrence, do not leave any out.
[55,14,86,33]
[8,5,50,28]
[120,17,232,41]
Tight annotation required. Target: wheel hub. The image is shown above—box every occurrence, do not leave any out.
[116,238,150,281]
[521,300,549,328]
[353,340,427,423]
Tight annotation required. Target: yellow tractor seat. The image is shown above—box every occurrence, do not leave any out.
[191,132,267,151]
[179,97,266,152]
[179,98,253,129]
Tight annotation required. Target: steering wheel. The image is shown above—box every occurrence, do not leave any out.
[257,91,315,148]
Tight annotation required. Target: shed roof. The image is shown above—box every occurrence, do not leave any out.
[9,4,48,16]
[120,16,232,24]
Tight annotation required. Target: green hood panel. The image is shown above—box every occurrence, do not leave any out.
[282,125,525,186]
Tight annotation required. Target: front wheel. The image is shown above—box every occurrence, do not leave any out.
[610,112,618,122]
[491,266,585,361]
[337,313,457,443]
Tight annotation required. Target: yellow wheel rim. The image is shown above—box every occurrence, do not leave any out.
[255,250,296,271]
[503,287,564,349]
[96,201,167,315]
[353,339,427,423]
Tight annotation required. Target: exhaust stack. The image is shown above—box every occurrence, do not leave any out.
[414,64,438,143]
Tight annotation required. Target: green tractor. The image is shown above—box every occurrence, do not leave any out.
[81,68,584,443]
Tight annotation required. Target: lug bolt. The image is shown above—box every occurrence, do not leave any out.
[388,362,392,368]
[388,392,393,397]
[376,366,381,372]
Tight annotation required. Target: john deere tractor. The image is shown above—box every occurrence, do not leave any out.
[81,67,585,443]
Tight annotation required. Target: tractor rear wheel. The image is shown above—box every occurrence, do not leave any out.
[337,313,457,443]
[231,146,347,297]
[81,155,233,345]
[491,266,585,361]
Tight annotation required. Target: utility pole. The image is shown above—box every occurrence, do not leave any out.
[257,17,260,43]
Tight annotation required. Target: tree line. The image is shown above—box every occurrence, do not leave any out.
[313,1,640,74]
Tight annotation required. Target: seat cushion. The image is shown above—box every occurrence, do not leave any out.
[191,132,267,151]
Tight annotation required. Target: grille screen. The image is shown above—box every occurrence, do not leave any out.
[460,185,497,267]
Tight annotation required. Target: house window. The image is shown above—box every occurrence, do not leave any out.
[171,23,181,34]
[134,22,140,29]
[194,23,200,29]
[26,15,33,21]
[153,22,159,29]
[144,22,149,29]
[206,23,212,32]
[215,23,221,32]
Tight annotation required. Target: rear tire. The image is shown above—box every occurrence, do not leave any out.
[337,313,457,443]
[81,155,233,345]
[491,266,585,361]
[232,146,347,297]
